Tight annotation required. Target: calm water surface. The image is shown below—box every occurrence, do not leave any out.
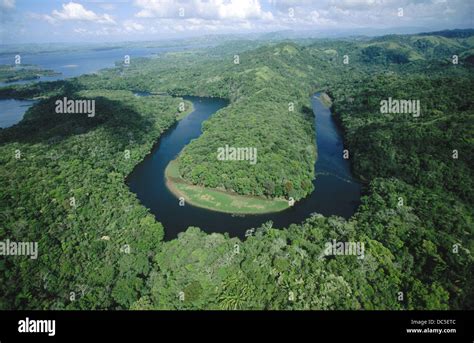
[0,99,37,128]
[0,45,195,87]
[127,93,362,240]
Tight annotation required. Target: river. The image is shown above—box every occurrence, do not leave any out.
[127,93,362,240]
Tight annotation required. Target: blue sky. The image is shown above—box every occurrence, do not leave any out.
[1,0,473,43]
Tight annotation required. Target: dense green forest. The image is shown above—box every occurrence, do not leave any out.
[84,43,321,200]
[0,64,59,83]
[0,30,473,309]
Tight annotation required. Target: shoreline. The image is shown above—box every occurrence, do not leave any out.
[176,99,194,120]
[164,159,290,215]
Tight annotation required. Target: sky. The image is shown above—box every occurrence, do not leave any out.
[1,0,473,43]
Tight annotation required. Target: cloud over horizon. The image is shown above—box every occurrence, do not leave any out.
[2,0,473,43]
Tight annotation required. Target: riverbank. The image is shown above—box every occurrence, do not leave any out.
[176,100,194,120]
[318,92,333,108]
[128,94,360,238]
[165,159,290,214]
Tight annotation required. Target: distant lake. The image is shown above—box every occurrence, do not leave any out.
[127,93,362,240]
[0,45,196,87]
[0,99,36,128]
[0,45,198,126]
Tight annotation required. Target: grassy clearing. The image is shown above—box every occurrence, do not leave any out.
[165,159,290,214]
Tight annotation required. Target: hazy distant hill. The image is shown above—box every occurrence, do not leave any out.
[359,30,474,63]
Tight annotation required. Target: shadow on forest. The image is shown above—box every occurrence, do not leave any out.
[0,91,156,147]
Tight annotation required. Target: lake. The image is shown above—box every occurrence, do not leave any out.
[0,45,197,127]
[0,99,37,128]
[127,94,362,240]
[0,45,196,87]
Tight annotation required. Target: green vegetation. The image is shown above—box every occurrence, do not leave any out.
[175,101,194,120]
[165,159,289,214]
[0,64,59,83]
[0,29,473,310]
[75,43,321,201]
[0,90,187,309]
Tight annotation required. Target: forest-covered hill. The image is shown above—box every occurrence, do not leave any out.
[0,31,472,310]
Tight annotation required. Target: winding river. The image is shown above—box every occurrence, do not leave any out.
[128,93,361,240]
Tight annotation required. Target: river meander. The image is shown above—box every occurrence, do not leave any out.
[127,93,362,240]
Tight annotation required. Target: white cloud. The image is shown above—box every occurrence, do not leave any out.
[330,0,384,10]
[20,0,474,41]
[73,27,88,34]
[0,0,15,9]
[124,20,145,32]
[310,10,336,26]
[134,0,273,20]
[43,2,116,25]
[71,26,119,36]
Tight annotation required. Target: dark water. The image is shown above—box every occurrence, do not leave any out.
[128,93,361,240]
[0,99,37,128]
